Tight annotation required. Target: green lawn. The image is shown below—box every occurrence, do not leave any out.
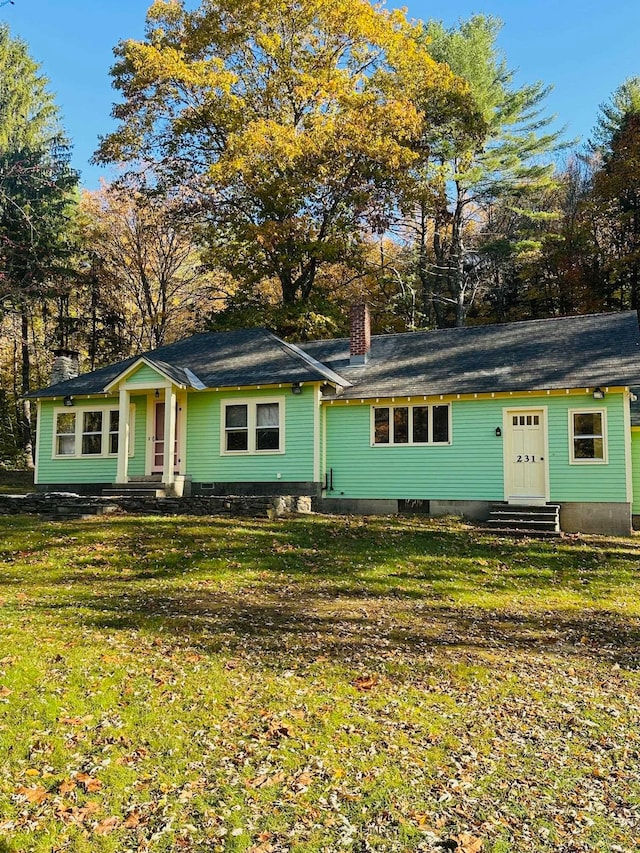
[0,513,639,852]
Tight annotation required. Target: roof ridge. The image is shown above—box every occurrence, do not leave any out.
[304,310,639,346]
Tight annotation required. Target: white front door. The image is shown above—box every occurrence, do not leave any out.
[504,408,548,504]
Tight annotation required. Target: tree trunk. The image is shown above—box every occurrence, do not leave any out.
[20,302,34,467]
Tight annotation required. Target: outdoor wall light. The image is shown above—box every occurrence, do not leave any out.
[154,388,160,399]
[63,395,74,407]
[593,387,605,400]
[291,382,303,395]
[495,426,502,437]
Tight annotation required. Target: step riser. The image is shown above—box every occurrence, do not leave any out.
[488,502,560,533]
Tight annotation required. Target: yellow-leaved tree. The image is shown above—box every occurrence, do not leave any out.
[95,0,476,321]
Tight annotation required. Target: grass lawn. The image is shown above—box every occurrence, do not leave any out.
[0,513,639,852]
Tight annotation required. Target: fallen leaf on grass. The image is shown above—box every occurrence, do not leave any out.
[16,785,48,804]
[58,779,76,795]
[94,816,120,835]
[76,772,102,792]
[122,811,142,829]
[352,674,378,691]
[0,685,12,697]
[246,771,286,789]
[455,833,483,852]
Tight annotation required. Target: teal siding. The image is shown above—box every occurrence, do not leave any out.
[36,396,147,485]
[186,387,317,483]
[632,430,640,514]
[324,393,628,502]
[124,363,167,386]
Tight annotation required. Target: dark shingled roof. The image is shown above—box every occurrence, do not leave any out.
[27,311,640,401]
[26,327,348,398]
[302,311,640,398]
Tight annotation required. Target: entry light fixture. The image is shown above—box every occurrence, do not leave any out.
[592,387,605,400]
[291,382,303,395]
[495,426,502,437]
[63,395,74,407]
[154,388,160,399]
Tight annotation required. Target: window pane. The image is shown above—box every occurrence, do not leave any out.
[109,411,119,432]
[374,408,389,444]
[83,411,102,433]
[257,428,279,450]
[574,412,602,437]
[574,437,604,460]
[257,403,279,427]
[57,435,75,455]
[225,405,247,428]
[533,415,539,425]
[226,430,248,451]
[109,434,119,454]
[433,406,449,443]
[413,407,429,443]
[393,408,409,444]
[56,412,75,434]
[82,434,102,455]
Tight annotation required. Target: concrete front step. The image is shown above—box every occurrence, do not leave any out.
[487,502,560,533]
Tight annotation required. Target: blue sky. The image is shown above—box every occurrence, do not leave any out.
[4,0,640,188]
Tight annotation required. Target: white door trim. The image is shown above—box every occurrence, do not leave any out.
[503,406,550,505]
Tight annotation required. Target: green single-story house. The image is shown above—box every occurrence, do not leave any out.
[26,306,640,535]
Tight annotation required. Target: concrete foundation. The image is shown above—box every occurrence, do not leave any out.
[192,481,321,498]
[429,500,491,521]
[317,497,399,515]
[559,502,632,536]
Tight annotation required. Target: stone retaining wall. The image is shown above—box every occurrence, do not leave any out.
[0,492,313,519]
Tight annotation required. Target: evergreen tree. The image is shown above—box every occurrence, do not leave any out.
[405,16,565,327]
[0,25,79,461]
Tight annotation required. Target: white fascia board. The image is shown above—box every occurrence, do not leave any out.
[278,339,353,388]
[103,356,184,393]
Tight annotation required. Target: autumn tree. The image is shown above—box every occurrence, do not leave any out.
[81,184,220,356]
[95,0,471,321]
[401,16,564,327]
[584,79,640,311]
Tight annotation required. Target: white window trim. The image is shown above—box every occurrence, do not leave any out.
[370,403,452,447]
[568,407,608,465]
[52,404,136,460]
[220,396,286,455]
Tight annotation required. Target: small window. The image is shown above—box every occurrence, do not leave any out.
[225,404,248,451]
[55,412,76,456]
[256,402,280,450]
[109,411,119,454]
[81,411,103,455]
[571,410,606,462]
[433,405,450,443]
[374,408,390,444]
[393,407,409,444]
[413,407,429,443]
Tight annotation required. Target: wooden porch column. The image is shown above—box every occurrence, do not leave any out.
[116,387,130,484]
[163,387,177,487]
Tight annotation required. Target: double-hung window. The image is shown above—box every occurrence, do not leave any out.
[222,398,284,454]
[53,406,135,458]
[372,404,451,446]
[569,409,607,463]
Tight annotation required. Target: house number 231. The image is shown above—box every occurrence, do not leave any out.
[516,455,537,462]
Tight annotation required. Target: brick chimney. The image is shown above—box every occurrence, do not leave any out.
[51,348,80,386]
[349,302,371,365]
